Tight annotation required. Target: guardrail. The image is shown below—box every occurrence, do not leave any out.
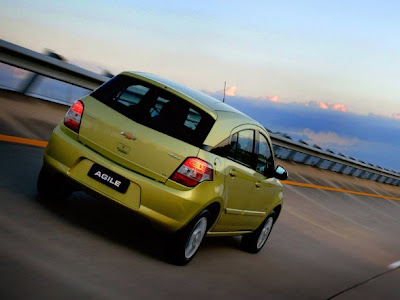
[1,38,399,187]
[0,39,108,90]
[270,134,400,186]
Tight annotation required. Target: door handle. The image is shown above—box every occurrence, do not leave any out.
[255,182,261,188]
[229,170,237,177]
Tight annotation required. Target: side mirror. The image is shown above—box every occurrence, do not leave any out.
[274,165,288,180]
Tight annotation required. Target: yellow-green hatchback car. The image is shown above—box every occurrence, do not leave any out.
[38,72,288,265]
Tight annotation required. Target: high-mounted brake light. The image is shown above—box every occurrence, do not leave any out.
[64,100,84,133]
[171,157,213,187]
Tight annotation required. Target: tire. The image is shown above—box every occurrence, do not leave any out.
[241,212,276,254]
[168,210,210,266]
[37,166,71,201]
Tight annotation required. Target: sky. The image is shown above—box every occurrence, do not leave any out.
[0,0,399,171]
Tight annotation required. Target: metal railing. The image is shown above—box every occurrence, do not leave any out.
[0,39,108,90]
[1,38,399,187]
[270,134,400,186]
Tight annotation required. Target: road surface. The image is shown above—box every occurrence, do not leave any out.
[1,89,399,299]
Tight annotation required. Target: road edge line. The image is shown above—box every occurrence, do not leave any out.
[0,134,47,148]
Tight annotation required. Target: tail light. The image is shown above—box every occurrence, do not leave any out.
[64,100,84,133]
[170,158,213,187]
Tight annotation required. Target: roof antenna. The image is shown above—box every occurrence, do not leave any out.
[223,81,226,103]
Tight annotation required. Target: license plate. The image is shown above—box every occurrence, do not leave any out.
[88,164,130,193]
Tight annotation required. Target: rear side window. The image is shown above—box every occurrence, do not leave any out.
[91,75,215,147]
[227,130,255,167]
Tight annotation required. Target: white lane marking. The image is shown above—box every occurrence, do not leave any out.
[388,260,400,269]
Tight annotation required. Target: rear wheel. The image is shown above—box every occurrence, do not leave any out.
[37,166,71,201]
[241,212,275,253]
[168,210,210,265]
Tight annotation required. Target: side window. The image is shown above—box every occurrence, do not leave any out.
[227,130,255,167]
[209,135,231,157]
[228,133,238,158]
[257,133,274,175]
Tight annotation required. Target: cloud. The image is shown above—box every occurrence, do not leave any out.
[215,86,237,97]
[372,112,400,120]
[390,113,400,120]
[210,88,348,113]
[225,86,237,96]
[256,95,282,102]
[332,103,348,112]
[306,101,348,112]
[319,102,329,109]
[288,128,361,149]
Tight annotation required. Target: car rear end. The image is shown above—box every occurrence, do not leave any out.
[41,72,223,232]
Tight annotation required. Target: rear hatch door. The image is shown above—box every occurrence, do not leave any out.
[78,74,215,183]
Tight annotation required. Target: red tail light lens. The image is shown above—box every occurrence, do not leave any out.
[171,158,213,187]
[64,100,84,133]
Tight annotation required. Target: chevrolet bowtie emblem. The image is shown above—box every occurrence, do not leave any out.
[121,131,136,140]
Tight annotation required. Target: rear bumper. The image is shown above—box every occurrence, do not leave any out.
[43,123,221,232]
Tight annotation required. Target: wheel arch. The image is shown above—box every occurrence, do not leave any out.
[272,204,282,220]
[204,202,221,230]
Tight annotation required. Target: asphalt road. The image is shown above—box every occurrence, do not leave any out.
[1,90,400,299]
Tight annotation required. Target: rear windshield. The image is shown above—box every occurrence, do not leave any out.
[91,75,215,147]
